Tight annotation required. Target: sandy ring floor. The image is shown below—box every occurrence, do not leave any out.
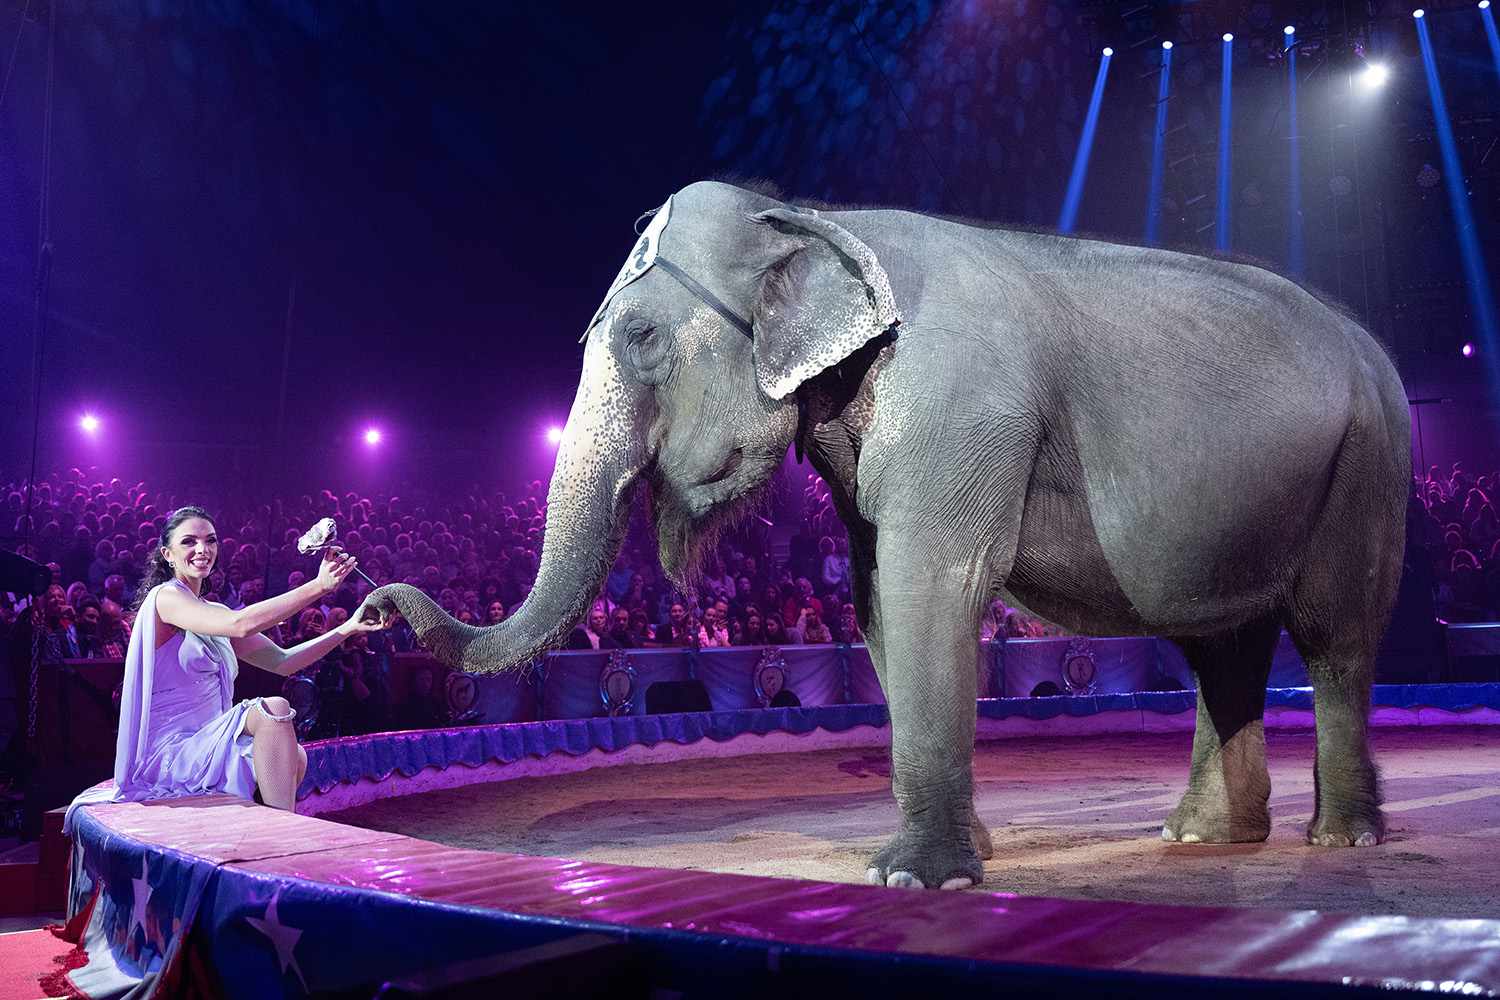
[329,727,1500,918]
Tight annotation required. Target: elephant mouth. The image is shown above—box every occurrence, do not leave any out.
[698,448,743,487]
[653,472,769,590]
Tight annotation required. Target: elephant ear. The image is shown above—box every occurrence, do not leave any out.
[748,208,901,401]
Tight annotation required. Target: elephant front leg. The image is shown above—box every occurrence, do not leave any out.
[864,559,985,890]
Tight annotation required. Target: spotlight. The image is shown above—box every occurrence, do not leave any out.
[545,426,564,445]
[1413,8,1425,17]
[1163,40,1173,49]
[363,427,382,446]
[1462,342,1476,357]
[1482,1,1492,9]
[1103,47,1114,56]
[1359,62,1390,88]
[1284,25,1296,35]
[1223,32,1234,42]
[79,414,99,434]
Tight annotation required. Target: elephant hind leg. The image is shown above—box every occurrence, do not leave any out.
[1162,615,1281,844]
[1285,575,1390,848]
[1283,410,1403,848]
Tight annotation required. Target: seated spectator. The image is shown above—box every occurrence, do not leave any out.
[819,536,847,592]
[760,582,781,619]
[566,608,616,650]
[702,557,736,603]
[763,614,788,645]
[74,597,105,658]
[607,607,637,648]
[782,577,821,628]
[34,585,80,660]
[295,607,327,643]
[654,602,697,648]
[334,634,384,735]
[800,609,833,644]
[628,608,653,646]
[102,573,129,612]
[395,666,444,730]
[739,613,767,646]
[837,603,863,643]
[698,606,731,648]
[96,603,129,658]
[87,539,117,591]
[65,581,91,614]
[485,600,506,625]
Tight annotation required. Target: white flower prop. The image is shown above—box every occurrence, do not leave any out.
[298,518,377,589]
[296,517,338,555]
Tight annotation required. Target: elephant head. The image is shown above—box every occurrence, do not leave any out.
[357,181,900,672]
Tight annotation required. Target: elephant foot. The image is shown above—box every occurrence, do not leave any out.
[971,810,994,861]
[866,829,983,891]
[1161,793,1270,845]
[1306,812,1384,848]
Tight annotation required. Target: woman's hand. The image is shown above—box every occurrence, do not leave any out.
[316,547,357,594]
[338,607,391,637]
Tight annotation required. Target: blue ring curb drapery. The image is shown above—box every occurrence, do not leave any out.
[300,683,1500,799]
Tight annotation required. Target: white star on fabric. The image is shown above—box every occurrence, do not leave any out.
[244,889,307,992]
[128,862,153,954]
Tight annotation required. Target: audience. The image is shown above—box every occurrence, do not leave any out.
[1413,463,1500,623]
[0,462,1072,739]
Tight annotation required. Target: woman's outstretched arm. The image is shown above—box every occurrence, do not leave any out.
[156,549,357,639]
[232,613,387,676]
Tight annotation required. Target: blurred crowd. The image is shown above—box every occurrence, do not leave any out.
[1413,463,1500,623]
[3,457,1484,745]
[1,465,1056,741]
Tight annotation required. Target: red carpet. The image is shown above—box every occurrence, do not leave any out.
[0,928,84,1000]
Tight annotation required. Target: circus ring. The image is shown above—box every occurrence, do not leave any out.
[54,639,1500,998]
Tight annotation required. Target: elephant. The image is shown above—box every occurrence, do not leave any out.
[356,180,1410,891]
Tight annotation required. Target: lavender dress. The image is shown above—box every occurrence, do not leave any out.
[65,579,259,832]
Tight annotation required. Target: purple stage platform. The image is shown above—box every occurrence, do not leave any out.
[49,687,1500,998]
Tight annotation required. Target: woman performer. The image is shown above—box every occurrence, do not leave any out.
[65,506,386,830]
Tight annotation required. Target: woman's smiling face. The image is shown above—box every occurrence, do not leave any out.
[166,517,218,583]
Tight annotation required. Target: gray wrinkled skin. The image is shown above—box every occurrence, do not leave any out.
[358,181,1410,890]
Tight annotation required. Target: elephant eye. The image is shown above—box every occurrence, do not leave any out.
[625,324,671,378]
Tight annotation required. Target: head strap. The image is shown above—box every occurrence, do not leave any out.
[583,195,755,342]
[655,257,754,339]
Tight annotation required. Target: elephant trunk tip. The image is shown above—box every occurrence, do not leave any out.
[360,582,524,674]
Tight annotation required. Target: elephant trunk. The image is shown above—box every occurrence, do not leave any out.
[359,339,647,673]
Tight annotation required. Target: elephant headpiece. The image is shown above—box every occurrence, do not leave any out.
[585,194,767,348]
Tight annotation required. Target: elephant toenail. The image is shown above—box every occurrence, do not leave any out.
[940,877,973,891]
[1161,827,1176,841]
[1180,833,1201,844]
[886,871,922,889]
[866,868,883,885]
[1355,832,1378,847]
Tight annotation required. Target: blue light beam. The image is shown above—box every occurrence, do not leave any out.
[1216,34,1234,251]
[1144,45,1173,245]
[1483,4,1500,78]
[1058,49,1113,234]
[1287,30,1304,276]
[1415,15,1499,372]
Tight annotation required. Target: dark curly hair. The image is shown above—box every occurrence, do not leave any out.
[130,506,216,613]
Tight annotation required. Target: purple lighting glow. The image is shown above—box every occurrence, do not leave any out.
[1462,342,1476,357]
[545,426,564,445]
[79,414,100,434]
[363,428,382,446]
